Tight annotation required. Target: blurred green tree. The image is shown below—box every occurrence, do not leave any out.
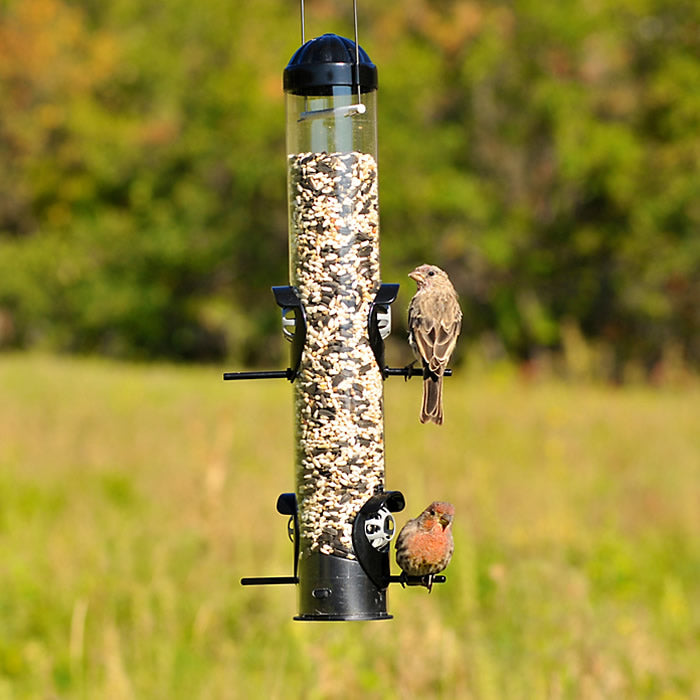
[0,0,698,371]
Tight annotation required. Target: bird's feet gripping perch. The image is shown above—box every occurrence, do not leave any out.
[398,571,437,592]
[402,359,417,381]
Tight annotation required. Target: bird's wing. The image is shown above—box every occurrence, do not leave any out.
[430,317,461,372]
[410,293,462,374]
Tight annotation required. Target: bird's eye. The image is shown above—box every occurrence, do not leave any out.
[428,270,435,277]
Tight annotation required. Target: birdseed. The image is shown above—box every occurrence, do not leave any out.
[288,150,384,559]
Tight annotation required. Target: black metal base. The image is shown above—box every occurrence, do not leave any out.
[296,551,391,621]
[294,612,392,621]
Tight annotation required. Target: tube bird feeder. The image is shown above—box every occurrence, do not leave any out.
[287,31,395,621]
[227,6,447,621]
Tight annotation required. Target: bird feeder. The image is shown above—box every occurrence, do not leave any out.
[225,2,447,621]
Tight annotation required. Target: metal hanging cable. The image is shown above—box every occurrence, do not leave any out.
[296,0,366,122]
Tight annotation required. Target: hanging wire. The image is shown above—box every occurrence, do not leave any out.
[353,0,361,105]
[297,0,366,121]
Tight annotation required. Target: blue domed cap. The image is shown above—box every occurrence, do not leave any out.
[284,33,377,96]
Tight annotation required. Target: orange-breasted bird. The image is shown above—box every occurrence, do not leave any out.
[395,501,455,591]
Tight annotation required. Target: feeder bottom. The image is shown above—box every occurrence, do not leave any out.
[294,612,392,622]
[295,550,391,622]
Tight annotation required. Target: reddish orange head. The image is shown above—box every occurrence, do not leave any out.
[418,501,455,531]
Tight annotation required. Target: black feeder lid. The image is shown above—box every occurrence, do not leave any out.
[284,33,378,96]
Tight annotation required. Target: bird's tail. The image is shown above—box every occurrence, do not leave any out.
[420,375,443,424]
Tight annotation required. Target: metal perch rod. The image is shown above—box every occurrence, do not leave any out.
[240,574,446,586]
[223,369,293,380]
[224,367,452,381]
[383,367,453,378]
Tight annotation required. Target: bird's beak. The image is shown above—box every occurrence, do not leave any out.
[439,514,452,530]
[409,269,424,284]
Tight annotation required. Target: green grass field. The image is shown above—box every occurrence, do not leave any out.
[0,353,698,698]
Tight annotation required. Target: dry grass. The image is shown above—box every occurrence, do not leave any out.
[0,353,698,698]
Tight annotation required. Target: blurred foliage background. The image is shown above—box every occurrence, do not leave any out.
[0,0,698,373]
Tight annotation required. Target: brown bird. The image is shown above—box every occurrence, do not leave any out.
[407,264,462,424]
[395,501,455,591]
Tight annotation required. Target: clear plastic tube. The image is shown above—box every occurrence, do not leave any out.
[286,85,384,559]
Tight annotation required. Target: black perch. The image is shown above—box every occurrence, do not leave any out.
[224,366,452,381]
[223,370,292,381]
